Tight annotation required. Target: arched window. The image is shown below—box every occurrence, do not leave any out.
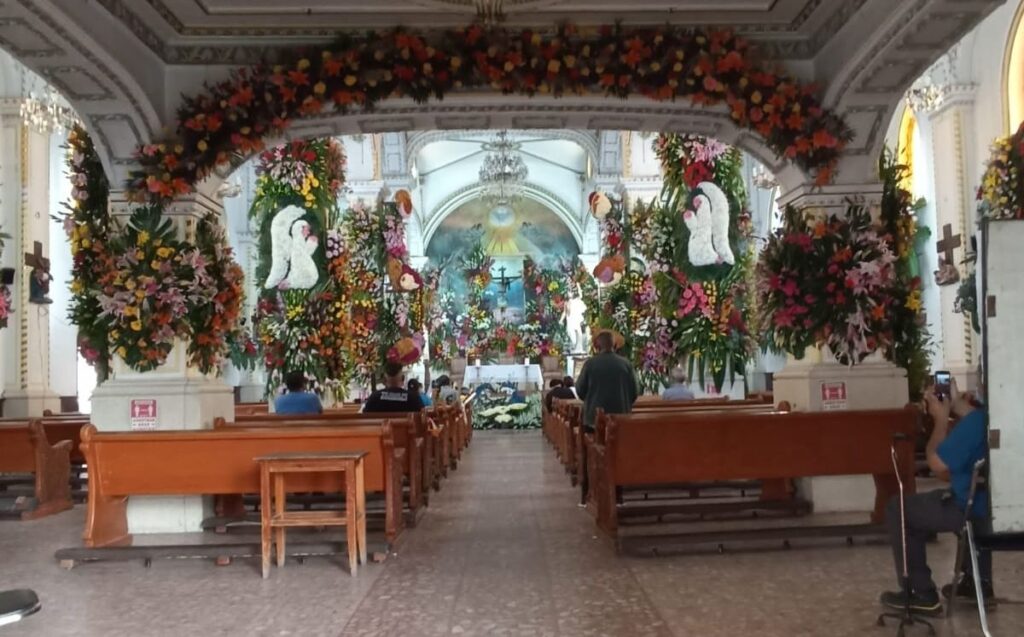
[1005,1,1024,132]
[897,106,917,191]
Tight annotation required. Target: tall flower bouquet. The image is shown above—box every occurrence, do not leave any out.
[977,121,1024,220]
[632,134,756,391]
[757,205,899,363]
[63,126,114,381]
[878,149,932,400]
[0,229,11,330]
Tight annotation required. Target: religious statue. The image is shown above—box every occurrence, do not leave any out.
[264,205,320,290]
[565,290,587,353]
[933,255,961,286]
[683,181,734,267]
[25,241,52,305]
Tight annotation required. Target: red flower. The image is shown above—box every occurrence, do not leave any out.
[683,162,713,187]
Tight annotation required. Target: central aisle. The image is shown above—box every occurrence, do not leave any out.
[340,431,671,636]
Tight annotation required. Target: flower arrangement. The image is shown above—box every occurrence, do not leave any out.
[62,126,114,381]
[126,24,849,208]
[474,391,539,430]
[0,229,11,330]
[631,134,756,391]
[878,149,933,400]
[757,205,899,364]
[977,121,1024,220]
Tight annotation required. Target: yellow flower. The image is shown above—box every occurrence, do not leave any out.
[157,247,174,259]
[125,278,137,290]
[81,238,92,249]
[116,346,127,359]
[130,320,143,332]
[137,230,150,246]
[71,280,84,293]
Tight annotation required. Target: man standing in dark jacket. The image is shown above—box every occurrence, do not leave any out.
[575,330,639,432]
[575,330,638,505]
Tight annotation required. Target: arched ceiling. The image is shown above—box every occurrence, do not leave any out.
[0,0,1003,186]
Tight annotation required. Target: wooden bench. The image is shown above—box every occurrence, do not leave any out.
[220,412,429,519]
[79,423,403,548]
[0,420,73,519]
[590,407,919,548]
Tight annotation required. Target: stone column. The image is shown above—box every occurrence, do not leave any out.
[90,192,235,534]
[919,86,979,389]
[0,102,61,417]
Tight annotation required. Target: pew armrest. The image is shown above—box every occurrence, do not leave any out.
[24,423,73,520]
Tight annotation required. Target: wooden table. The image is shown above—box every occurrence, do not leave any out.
[255,451,368,578]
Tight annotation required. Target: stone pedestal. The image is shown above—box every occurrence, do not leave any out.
[91,343,234,534]
[774,348,909,514]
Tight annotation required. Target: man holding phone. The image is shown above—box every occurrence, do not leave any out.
[878,373,992,615]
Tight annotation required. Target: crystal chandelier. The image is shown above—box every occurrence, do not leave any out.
[474,0,506,25]
[752,165,779,191]
[479,131,528,204]
[20,87,79,135]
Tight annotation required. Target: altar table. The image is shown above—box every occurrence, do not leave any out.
[466,364,543,389]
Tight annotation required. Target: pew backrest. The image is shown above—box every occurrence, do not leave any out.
[605,408,918,486]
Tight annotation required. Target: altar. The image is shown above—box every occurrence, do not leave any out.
[465,363,543,391]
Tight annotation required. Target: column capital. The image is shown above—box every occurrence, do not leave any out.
[776,182,883,215]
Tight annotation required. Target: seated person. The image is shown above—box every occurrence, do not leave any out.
[409,378,432,407]
[434,375,460,407]
[545,376,577,412]
[274,371,323,415]
[662,367,695,401]
[362,362,423,413]
[879,377,992,615]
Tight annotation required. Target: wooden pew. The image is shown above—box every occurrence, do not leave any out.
[590,407,919,546]
[220,412,428,518]
[79,423,404,548]
[235,403,269,417]
[0,421,73,519]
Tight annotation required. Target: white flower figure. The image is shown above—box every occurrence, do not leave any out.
[264,205,321,290]
[683,181,735,267]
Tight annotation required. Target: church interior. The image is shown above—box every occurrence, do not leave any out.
[2,1,1024,635]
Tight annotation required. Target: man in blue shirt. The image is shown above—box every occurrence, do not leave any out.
[879,376,991,615]
[274,371,323,415]
[662,367,696,401]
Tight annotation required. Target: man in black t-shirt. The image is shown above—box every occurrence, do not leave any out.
[362,362,423,413]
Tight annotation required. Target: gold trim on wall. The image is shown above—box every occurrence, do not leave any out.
[18,125,28,390]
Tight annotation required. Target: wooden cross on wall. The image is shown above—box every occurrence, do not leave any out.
[25,241,48,272]
[936,224,961,264]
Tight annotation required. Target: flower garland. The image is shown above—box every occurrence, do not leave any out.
[631,134,756,391]
[127,24,849,207]
[757,205,899,363]
[62,126,244,377]
[977,121,1024,220]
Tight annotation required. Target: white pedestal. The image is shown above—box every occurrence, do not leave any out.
[774,349,909,514]
[90,343,234,534]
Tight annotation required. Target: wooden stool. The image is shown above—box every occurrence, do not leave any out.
[255,451,368,578]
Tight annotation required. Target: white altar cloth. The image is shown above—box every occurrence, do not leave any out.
[466,363,543,388]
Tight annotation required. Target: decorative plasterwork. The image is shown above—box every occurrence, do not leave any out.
[96,0,866,64]
[405,129,599,173]
[422,181,584,250]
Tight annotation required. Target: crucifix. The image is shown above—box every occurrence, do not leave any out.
[24,241,53,304]
[933,224,961,287]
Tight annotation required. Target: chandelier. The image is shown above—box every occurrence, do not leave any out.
[474,0,506,25]
[20,87,79,135]
[478,131,528,204]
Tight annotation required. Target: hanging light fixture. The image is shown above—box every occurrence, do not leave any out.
[474,0,506,25]
[478,130,529,204]
[19,67,79,135]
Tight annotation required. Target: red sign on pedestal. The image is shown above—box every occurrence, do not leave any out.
[820,381,848,411]
[130,399,158,431]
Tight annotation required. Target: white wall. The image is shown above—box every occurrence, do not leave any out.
[48,131,79,403]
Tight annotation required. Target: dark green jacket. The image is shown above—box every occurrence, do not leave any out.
[575,351,639,428]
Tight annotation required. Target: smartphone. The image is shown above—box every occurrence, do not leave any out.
[934,370,951,400]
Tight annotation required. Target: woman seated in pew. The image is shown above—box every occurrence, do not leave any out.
[661,368,695,402]
[274,371,323,415]
[409,379,432,407]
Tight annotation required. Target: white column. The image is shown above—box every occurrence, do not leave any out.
[90,192,235,534]
[0,104,61,417]
[49,130,79,411]
[923,89,979,389]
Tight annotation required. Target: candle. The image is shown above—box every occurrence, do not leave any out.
[523,357,530,365]
[474,358,481,367]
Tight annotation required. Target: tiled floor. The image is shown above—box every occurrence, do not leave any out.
[1,430,1022,636]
